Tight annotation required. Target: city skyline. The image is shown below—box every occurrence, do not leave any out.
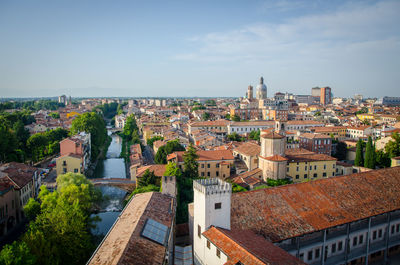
[0,0,399,98]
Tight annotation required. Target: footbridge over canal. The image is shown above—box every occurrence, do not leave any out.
[90,178,136,192]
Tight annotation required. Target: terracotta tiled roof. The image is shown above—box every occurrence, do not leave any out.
[234,142,260,157]
[137,164,167,177]
[286,120,323,125]
[230,121,274,126]
[88,192,175,265]
[231,167,400,242]
[284,148,314,156]
[168,150,234,162]
[261,131,285,139]
[203,227,305,265]
[300,133,330,139]
[190,120,230,127]
[286,153,336,163]
[260,154,288,162]
[0,162,37,189]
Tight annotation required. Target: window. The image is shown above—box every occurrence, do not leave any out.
[207,172,210,177]
[198,225,201,238]
[332,243,336,253]
[353,237,357,246]
[304,174,308,178]
[379,229,382,238]
[305,166,307,170]
[391,225,395,234]
[216,163,220,168]
[308,250,313,260]
[74,168,79,173]
[216,249,221,258]
[299,253,304,261]
[315,248,320,259]
[397,224,400,233]
[373,230,377,240]
[215,203,222,209]
[296,175,299,179]
[314,173,318,178]
[207,240,210,249]
[201,172,205,177]
[287,167,289,172]
[323,172,327,177]
[63,168,67,173]
[296,167,299,172]
[324,164,326,169]
[201,164,204,168]
[314,165,317,170]
[338,241,343,251]
[310,166,312,170]
[216,171,219,177]
[359,235,363,244]
[207,164,210,168]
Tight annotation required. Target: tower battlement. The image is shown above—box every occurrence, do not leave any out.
[193,178,231,195]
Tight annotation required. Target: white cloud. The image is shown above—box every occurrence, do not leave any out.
[174,0,400,64]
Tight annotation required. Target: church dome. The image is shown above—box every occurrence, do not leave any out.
[256,76,267,91]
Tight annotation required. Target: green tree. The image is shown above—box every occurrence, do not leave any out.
[231,114,240,122]
[154,140,185,164]
[138,169,157,188]
[24,198,41,221]
[0,241,36,265]
[164,162,182,178]
[122,114,138,140]
[376,150,391,168]
[232,183,247,193]
[202,112,211,121]
[249,130,260,141]
[227,132,244,142]
[354,139,364,166]
[147,136,163,147]
[183,144,199,179]
[71,112,107,160]
[333,142,347,161]
[49,112,60,119]
[385,132,400,158]
[364,136,375,169]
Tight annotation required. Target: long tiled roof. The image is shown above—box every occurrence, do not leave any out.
[285,153,337,163]
[234,142,261,157]
[88,192,175,265]
[231,166,400,242]
[168,150,234,162]
[137,164,167,177]
[203,226,304,265]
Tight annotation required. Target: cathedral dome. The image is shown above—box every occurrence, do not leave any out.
[256,76,267,99]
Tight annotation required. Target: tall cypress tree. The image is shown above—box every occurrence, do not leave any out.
[364,136,374,169]
[355,138,364,166]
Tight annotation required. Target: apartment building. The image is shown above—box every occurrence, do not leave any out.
[299,133,332,155]
[56,132,91,175]
[227,121,274,135]
[167,150,234,179]
[285,149,337,183]
[191,167,400,265]
[232,142,260,171]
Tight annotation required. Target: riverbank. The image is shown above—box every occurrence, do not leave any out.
[86,135,112,177]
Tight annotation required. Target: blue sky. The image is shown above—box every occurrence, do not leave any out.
[0,0,399,98]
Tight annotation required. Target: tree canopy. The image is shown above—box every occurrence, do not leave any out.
[71,112,107,160]
[0,173,100,265]
[354,139,364,167]
[154,140,185,164]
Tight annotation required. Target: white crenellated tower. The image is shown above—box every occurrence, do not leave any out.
[193,178,231,265]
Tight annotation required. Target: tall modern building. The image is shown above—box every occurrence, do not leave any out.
[256,76,267,100]
[321,86,332,105]
[311,87,321,97]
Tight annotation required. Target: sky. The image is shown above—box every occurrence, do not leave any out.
[0,0,399,98]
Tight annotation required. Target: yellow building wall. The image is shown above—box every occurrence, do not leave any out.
[287,160,336,183]
[177,160,232,179]
[391,159,400,168]
[56,156,83,176]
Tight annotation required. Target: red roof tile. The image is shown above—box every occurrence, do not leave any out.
[203,227,304,265]
[230,167,400,242]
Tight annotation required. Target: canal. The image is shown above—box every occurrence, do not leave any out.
[91,132,128,236]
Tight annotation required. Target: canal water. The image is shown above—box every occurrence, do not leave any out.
[91,132,128,236]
